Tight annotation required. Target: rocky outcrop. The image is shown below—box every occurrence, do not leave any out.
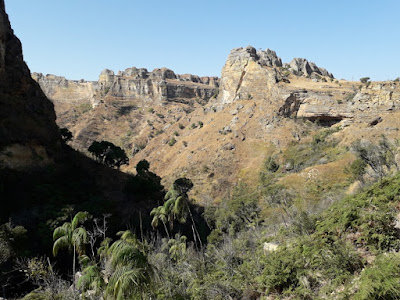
[218,45,400,125]
[0,0,60,167]
[219,46,283,104]
[277,82,400,126]
[284,58,334,79]
[34,67,219,109]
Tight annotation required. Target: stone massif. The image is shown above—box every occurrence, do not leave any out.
[34,67,219,108]
[218,45,400,124]
[219,46,283,104]
[284,58,334,79]
[32,66,219,153]
[0,0,60,168]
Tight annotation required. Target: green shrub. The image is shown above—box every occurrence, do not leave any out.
[360,77,370,84]
[348,158,367,181]
[168,138,177,147]
[354,253,400,299]
[264,156,279,173]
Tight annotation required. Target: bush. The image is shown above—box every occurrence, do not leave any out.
[264,156,279,173]
[354,253,400,299]
[348,158,367,182]
[360,77,370,84]
[168,138,177,147]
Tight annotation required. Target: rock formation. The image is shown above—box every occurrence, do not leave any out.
[218,46,283,104]
[0,0,60,168]
[217,45,400,125]
[284,58,334,79]
[33,67,219,109]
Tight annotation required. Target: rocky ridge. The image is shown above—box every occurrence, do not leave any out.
[33,67,219,108]
[0,0,60,168]
[29,43,400,202]
[219,46,400,125]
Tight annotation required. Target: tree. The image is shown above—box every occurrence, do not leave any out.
[352,136,398,183]
[151,178,202,248]
[166,234,187,262]
[77,255,105,298]
[53,211,88,297]
[125,160,163,194]
[59,128,73,142]
[150,206,170,239]
[88,140,129,169]
[105,230,153,299]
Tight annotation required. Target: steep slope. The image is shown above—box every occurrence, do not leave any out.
[0,0,161,252]
[32,44,400,205]
[32,68,219,152]
[0,0,60,168]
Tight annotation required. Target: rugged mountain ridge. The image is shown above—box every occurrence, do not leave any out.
[33,67,219,108]
[220,46,400,124]
[0,0,60,168]
[30,44,400,203]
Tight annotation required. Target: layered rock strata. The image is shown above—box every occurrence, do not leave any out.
[218,45,400,123]
[33,67,219,108]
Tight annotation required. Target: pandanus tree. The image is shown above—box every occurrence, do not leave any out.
[166,234,187,262]
[150,206,170,239]
[105,230,153,300]
[53,211,88,297]
[110,230,152,298]
[77,255,105,298]
[151,178,202,247]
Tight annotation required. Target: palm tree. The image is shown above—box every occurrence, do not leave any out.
[105,230,153,299]
[77,255,105,297]
[167,234,187,262]
[150,206,170,239]
[166,178,202,248]
[53,211,88,297]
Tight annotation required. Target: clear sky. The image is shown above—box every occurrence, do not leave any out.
[5,0,400,81]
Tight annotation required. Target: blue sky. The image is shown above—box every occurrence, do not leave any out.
[5,0,400,81]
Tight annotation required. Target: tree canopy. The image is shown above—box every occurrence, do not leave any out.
[88,141,129,169]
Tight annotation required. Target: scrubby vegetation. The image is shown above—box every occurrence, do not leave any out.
[3,135,400,299]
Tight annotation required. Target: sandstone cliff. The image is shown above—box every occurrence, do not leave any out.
[33,67,219,108]
[218,46,400,125]
[32,66,219,154]
[0,0,60,168]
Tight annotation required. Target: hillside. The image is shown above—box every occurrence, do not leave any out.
[34,46,400,206]
[3,0,400,298]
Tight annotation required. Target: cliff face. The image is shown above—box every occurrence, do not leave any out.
[0,0,60,168]
[218,46,400,125]
[25,39,400,204]
[32,66,219,153]
[33,67,219,108]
